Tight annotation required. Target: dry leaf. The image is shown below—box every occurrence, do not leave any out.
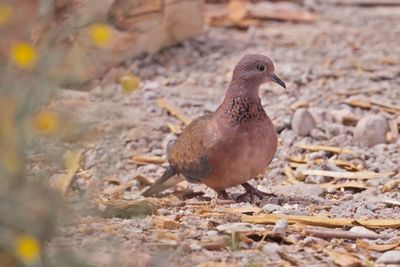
[284,164,301,183]
[131,155,165,165]
[370,99,400,112]
[224,207,262,214]
[295,144,353,154]
[301,169,395,180]
[344,99,372,109]
[248,1,317,23]
[324,249,361,267]
[357,239,400,252]
[228,0,247,23]
[381,177,400,193]
[319,181,370,190]
[242,214,400,228]
[134,174,155,187]
[103,181,133,195]
[153,216,180,230]
[158,98,192,125]
[290,100,309,110]
[336,88,380,96]
[305,227,384,240]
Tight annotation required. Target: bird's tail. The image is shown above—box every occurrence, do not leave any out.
[141,166,184,197]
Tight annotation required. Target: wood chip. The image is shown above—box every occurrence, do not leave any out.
[319,181,370,190]
[242,214,400,228]
[344,99,371,109]
[167,123,182,134]
[301,169,395,180]
[336,88,380,96]
[305,227,385,240]
[224,207,262,214]
[357,239,400,252]
[295,144,353,154]
[381,177,400,193]
[370,99,400,112]
[324,249,362,267]
[134,174,155,187]
[103,176,121,184]
[375,197,400,206]
[290,100,309,110]
[153,216,180,230]
[131,155,165,165]
[284,164,300,183]
[103,181,134,195]
[329,159,360,171]
[158,98,192,125]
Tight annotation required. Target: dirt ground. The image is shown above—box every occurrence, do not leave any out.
[44,2,400,266]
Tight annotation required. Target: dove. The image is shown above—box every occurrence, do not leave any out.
[142,54,286,202]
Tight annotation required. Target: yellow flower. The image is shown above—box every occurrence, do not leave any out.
[11,43,38,69]
[90,23,111,47]
[15,235,41,264]
[119,74,141,93]
[33,111,59,134]
[0,4,12,26]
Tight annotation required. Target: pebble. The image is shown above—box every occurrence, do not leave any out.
[291,108,316,136]
[376,250,400,264]
[354,115,388,147]
[349,226,378,237]
[272,219,288,236]
[262,203,284,213]
[305,175,327,184]
[293,165,307,181]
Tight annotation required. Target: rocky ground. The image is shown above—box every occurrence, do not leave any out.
[40,1,400,266]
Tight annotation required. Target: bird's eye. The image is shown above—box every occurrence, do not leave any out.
[256,64,265,72]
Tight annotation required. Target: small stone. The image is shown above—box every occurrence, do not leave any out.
[376,250,400,264]
[349,226,378,237]
[272,219,288,236]
[354,115,388,147]
[271,184,324,197]
[291,108,316,136]
[262,203,284,213]
[310,128,326,140]
[309,151,327,160]
[293,165,307,181]
[305,175,327,184]
[261,242,282,261]
[189,242,202,251]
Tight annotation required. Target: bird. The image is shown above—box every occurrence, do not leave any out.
[142,54,286,202]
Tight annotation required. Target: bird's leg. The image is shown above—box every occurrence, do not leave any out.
[237,182,276,203]
[217,190,229,200]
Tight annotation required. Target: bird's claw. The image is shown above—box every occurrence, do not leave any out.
[236,182,276,203]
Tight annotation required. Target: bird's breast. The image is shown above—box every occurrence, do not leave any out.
[203,113,277,191]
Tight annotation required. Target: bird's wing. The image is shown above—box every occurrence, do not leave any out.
[168,114,217,182]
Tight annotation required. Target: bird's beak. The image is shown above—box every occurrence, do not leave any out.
[270,73,286,89]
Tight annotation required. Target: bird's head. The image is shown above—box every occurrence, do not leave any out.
[232,54,286,89]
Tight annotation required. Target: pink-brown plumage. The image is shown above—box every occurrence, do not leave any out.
[142,54,286,202]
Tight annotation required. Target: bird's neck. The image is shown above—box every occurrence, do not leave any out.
[218,81,267,125]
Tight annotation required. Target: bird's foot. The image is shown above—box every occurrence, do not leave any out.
[237,182,276,203]
[217,190,230,200]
